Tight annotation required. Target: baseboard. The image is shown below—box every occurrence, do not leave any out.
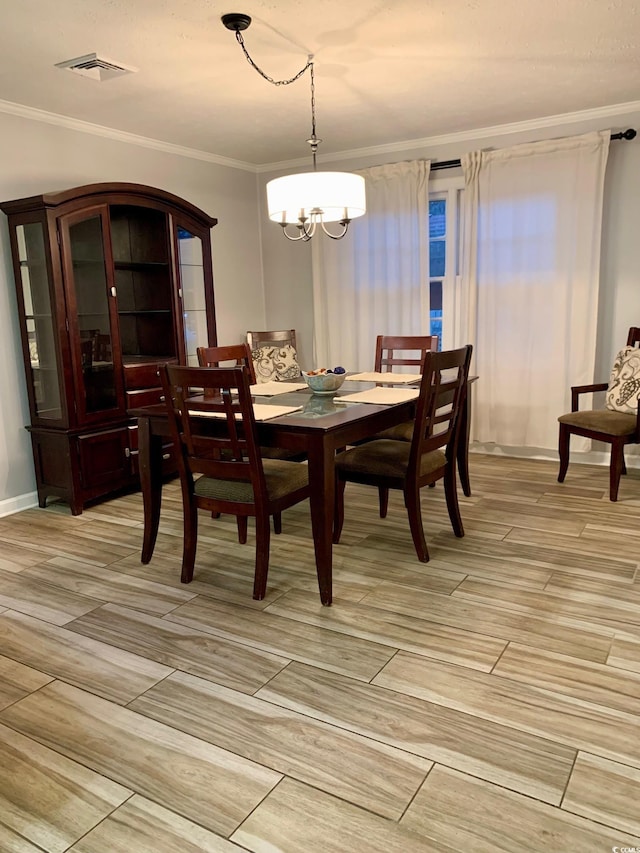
[469,442,640,469]
[0,491,38,518]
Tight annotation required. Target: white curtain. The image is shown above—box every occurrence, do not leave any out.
[460,131,610,450]
[312,160,430,371]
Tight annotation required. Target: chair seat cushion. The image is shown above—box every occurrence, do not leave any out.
[336,439,446,480]
[372,420,414,442]
[558,409,637,436]
[195,458,309,504]
[606,346,640,414]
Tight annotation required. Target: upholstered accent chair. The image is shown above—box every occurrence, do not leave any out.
[558,327,640,501]
[160,364,310,598]
[333,345,472,563]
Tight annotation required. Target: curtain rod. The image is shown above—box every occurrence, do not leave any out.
[430,127,637,172]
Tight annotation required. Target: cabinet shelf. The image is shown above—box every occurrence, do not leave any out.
[114,261,169,270]
[118,309,172,315]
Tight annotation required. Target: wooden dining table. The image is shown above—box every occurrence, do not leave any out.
[130,379,474,606]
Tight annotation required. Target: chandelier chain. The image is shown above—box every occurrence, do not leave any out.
[310,64,317,141]
[234,30,312,86]
[223,14,365,240]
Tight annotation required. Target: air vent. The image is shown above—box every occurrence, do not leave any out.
[55,53,137,81]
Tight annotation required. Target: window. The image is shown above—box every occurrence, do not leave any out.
[428,176,463,349]
[429,198,445,348]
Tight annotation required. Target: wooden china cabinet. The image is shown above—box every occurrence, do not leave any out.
[1,182,217,514]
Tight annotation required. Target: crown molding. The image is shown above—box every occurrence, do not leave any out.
[1,96,639,176]
[0,98,255,172]
[258,99,640,173]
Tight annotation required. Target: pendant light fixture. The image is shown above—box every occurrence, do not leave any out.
[222,13,366,241]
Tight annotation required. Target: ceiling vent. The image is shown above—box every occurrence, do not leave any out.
[55,53,137,81]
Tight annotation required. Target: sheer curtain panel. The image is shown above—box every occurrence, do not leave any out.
[312,160,430,371]
[461,131,610,450]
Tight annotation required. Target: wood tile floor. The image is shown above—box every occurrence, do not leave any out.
[1,454,640,851]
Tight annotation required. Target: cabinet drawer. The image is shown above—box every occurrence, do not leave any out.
[123,360,176,390]
[126,387,166,408]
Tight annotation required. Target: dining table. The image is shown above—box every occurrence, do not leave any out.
[130,377,474,606]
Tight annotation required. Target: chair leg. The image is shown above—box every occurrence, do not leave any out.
[444,466,464,538]
[237,516,248,544]
[378,487,389,518]
[333,478,346,544]
[253,512,271,600]
[181,500,198,583]
[405,487,429,562]
[273,513,282,534]
[558,424,570,483]
[610,441,625,502]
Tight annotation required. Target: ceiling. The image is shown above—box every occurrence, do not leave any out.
[2,0,640,167]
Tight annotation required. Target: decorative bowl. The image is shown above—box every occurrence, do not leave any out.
[302,369,346,396]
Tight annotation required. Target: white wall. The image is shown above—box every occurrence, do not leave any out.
[259,106,640,453]
[0,110,265,513]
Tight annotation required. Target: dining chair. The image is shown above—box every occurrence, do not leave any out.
[247,329,297,351]
[247,329,302,382]
[197,343,256,383]
[375,334,439,373]
[369,334,440,443]
[558,326,640,501]
[198,342,306,464]
[160,364,310,598]
[333,345,472,563]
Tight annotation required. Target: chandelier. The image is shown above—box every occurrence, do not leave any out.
[222,13,366,241]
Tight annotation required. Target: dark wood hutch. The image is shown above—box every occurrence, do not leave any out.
[0,182,217,514]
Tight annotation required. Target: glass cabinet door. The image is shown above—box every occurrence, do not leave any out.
[110,205,177,363]
[177,226,210,365]
[16,222,63,421]
[60,210,124,422]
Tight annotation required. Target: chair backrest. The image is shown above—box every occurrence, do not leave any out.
[197,343,256,384]
[409,345,473,478]
[627,328,640,347]
[375,335,439,373]
[247,329,297,351]
[247,329,302,382]
[160,364,268,508]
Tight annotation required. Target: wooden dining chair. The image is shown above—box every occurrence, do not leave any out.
[333,345,472,563]
[198,342,306,465]
[247,329,297,351]
[370,334,440,443]
[375,334,439,373]
[160,364,310,599]
[558,326,640,501]
[197,343,256,384]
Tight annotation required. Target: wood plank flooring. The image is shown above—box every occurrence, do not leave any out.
[1,454,640,851]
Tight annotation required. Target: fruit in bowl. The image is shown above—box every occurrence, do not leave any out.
[302,367,347,395]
